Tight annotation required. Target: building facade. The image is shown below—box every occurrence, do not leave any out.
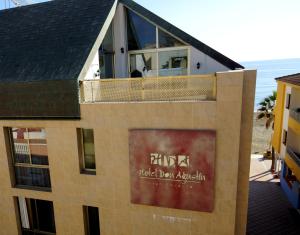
[272,73,300,210]
[0,0,256,234]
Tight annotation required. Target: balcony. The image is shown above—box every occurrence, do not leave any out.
[79,75,216,103]
[285,147,300,182]
[290,108,300,124]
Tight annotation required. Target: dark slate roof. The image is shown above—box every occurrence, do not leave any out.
[0,0,115,82]
[275,73,300,86]
[120,0,244,70]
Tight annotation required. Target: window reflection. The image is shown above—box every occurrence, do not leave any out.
[127,9,156,50]
[158,29,184,48]
[159,50,188,76]
[130,53,157,77]
[10,128,51,189]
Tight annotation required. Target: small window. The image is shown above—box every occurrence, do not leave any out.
[285,93,291,109]
[78,129,96,174]
[6,127,51,189]
[282,130,288,145]
[17,197,56,234]
[83,206,100,235]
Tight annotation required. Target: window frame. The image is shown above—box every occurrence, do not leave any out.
[77,128,96,175]
[282,129,288,146]
[285,93,291,109]
[99,22,115,79]
[83,205,100,235]
[125,7,190,77]
[16,197,56,235]
[128,46,190,77]
[7,127,51,191]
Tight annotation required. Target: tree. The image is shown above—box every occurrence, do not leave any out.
[256,91,277,172]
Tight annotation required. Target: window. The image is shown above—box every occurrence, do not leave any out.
[99,23,114,79]
[83,206,100,235]
[158,49,188,76]
[127,9,156,50]
[285,93,291,109]
[78,129,96,174]
[7,127,51,189]
[158,29,184,48]
[17,197,56,234]
[130,52,157,77]
[126,9,188,78]
[282,130,288,145]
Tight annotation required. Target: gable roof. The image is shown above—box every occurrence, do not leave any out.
[275,73,300,86]
[120,0,244,70]
[0,0,116,83]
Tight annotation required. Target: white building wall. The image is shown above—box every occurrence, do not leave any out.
[113,3,128,78]
[190,46,230,74]
[84,51,100,80]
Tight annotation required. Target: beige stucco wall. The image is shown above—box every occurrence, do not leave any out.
[0,70,256,235]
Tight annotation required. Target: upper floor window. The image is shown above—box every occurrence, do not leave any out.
[126,9,187,78]
[127,9,156,50]
[7,127,51,190]
[78,129,96,174]
[158,29,184,48]
[127,8,185,51]
[99,23,114,79]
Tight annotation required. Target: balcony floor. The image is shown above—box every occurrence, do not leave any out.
[247,156,300,235]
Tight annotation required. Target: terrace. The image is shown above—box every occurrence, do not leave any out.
[79,74,217,103]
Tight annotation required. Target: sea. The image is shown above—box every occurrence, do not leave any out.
[241,58,300,110]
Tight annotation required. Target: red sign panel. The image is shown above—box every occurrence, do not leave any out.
[129,129,216,212]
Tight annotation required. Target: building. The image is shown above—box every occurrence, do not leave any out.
[0,0,256,234]
[272,73,300,210]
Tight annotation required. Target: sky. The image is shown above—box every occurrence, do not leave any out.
[1,0,300,62]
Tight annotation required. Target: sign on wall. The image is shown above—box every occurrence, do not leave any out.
[129,129,216,212]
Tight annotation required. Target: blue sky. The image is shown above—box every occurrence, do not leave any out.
[1,0,300,62]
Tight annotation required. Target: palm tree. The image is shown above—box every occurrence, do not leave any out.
[256,91,277,172]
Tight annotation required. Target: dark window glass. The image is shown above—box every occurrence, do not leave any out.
[15,167,51,188]
[283,130,288,145]
[127,9,156,50]
[158,29,184,48]
[100,23,114,53]
[99,23,114,79]
[35,199,56,233]
[84,206,100,235]
[18,198,56,234]
[99,53,114,79]
[9,128,51,189]
[286,93,291,109]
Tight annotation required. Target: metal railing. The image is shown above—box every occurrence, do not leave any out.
[287,146,300,167]
[79,75,217,103]
[290,109,300,124]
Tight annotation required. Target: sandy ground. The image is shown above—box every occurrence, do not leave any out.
[251,112,273,154]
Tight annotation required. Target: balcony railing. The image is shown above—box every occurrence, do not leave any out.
[287,146,300,167]
[290,109,300,124]
[79,75,216,103]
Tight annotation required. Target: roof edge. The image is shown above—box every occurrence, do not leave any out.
[120,0,244,70]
